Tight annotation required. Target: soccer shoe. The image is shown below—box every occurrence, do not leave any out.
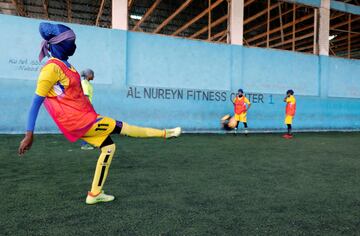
[165,127,181,138]
[86,191,115,205]
[233,128,238,136]
[282,134,293,139]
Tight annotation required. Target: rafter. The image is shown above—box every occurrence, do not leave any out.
[271,32,314,48]
[284,36,314,50]
[210,29,227,41]
[133,0,161,31]
[292,4,296,51]
[258,10,347,48]
[153,0,193,34]
[129,18,145,32]
[172,0,224,36]
[128,0,134,9]
[208,0,211,40]
[266,0,271,48]
[331,16,359,30]
[96,0,106,26]
[190,14,228,39]
[256,24,314,47]
[67,0,71,23]
[11,0,26,16]
[247,13,314,44]
[244,2,280,25]
[278,3,284,44]
[332,41,360,51]
[244,5,300,35]
[331,28,360,35]
[296,44,314,51]
[245,0,257,8]
[43,0,49,19]
[217,32,228,42]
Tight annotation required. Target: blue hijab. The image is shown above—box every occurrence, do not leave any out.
[39,22,76,65]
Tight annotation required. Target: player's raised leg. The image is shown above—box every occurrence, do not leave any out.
[120,122,181,138]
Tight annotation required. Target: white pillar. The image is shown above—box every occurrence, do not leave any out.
[229,0,244,45]
[318,0,330,56]
[112,0,128,30]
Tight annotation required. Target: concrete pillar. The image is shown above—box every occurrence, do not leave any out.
[112,0,128,30]
[229,0,244,45]
[318,0,330,56]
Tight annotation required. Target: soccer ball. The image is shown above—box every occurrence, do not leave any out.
[221,114,237,130]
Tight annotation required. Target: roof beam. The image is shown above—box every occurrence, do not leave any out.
[208,0,211,40]
[246,13,314,44]
[190,14,228,39]
[11,0,26,16]
[244,5,300,35]
[271,31,314,48]
[217,32,228,42]
[245,0,257,8]
[43,0,49,19]
[129,18,145,32]
[257,10,346,47]
[296,43,314,51]
[210,29,227,41]
[331,28,360,35]
[133,0,161,31]
[332,42,360,53]
[172,0,224,36]
[244,2,280,25]
[278,3,284,44]
[128,0,134,9]
[96,0,106,26]
[153,0,193,34]
[67,0,72,23]
[256,24,314,47]
[283,35,315,50]
[331,15,359,30]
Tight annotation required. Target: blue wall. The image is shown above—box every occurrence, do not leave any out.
[0,14,359,133]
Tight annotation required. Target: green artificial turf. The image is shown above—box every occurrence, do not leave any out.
[0,133,359,235]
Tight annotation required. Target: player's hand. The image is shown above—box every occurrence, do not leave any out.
[18,132,34,156]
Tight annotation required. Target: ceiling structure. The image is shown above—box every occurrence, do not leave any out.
[0,0,359,59]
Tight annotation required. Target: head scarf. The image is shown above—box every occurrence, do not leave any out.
[39,22,76,62]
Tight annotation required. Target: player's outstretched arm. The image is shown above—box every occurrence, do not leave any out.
[18,95,45,156]
[247,103,251,111]
[18,131,34,155]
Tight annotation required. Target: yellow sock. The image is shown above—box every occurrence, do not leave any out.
[90,144,116,195]
[120,122,165,138]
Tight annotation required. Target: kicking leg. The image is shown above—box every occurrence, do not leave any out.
[115,121,181,138]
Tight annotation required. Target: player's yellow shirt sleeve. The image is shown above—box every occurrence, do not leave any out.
[35,62,70,97]
[286,95,296,104]
[244,97,251,105]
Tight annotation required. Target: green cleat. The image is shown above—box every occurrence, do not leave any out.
[86,191,115,205]
[165,127,181,138]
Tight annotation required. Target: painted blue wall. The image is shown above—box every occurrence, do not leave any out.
[0,14,359,134]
